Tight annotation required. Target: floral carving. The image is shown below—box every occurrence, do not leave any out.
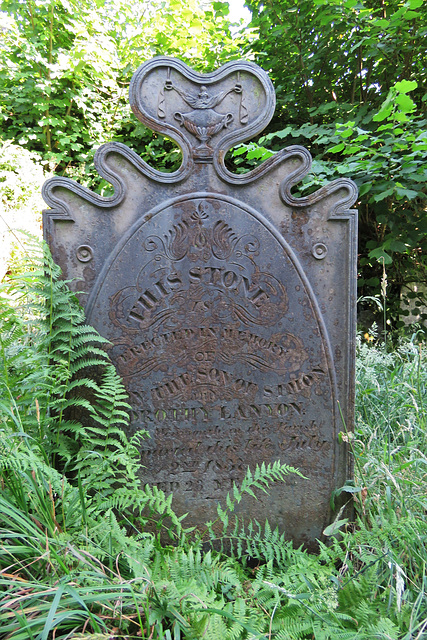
[142,201,258,263]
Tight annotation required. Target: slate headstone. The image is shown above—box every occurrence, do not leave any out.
[43,57,358,547]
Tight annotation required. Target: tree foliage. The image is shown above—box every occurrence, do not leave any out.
[246,0,426,124]
[0,0,243,184]
[245,0,427,328]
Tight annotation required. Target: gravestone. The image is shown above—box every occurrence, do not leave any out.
[42,57,358,547]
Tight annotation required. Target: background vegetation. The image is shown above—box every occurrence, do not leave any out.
[1,0,426,328]
[245,0,427,330]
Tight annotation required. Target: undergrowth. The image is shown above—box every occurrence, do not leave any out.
[0,242,426,639]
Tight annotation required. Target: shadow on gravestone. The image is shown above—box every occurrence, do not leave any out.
[42,57,358,550]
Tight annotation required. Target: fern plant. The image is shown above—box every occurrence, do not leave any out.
[201,461,304,564]
[1,241,427,639]
[0,241,139,491]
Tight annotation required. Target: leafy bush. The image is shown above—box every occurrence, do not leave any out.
[0,0,243,181]
[231,78,427,331]
[243,0,427,330]
[0,141,45,210]
[0,141,45,281]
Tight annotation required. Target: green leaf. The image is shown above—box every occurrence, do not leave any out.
[343,144,363,155]
[403,10,421,18]
[323,518,348,536]
[396,94,416,113]
[40,584,65,640]
[339,484,363,493]
[373,105,393,122]
[328,142,345,153]
[387,240,407,252]
[200,608,261,636]
[395,79,418,94]
[273,126,292,139]
[359,183,372,196]
[377,123,394,131]
[395,187,419,199]
[338,128,353,139]
[368,248,393,264]
[372,187,395,202]
[373,18,390,27]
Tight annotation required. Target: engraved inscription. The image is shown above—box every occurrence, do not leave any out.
[115,326,307,383]
[87,194,337,535]
[139,419,330,500]
[109,203,288,335]
[129,400,303,424]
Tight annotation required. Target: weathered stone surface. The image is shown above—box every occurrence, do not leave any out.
[43,56,358,547]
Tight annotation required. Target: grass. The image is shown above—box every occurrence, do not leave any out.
[0,248,426,639]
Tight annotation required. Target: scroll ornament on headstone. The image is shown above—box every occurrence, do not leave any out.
[43,57,358,548]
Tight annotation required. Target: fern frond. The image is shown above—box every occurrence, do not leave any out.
[226,519,293,568]
[203,461,303,551]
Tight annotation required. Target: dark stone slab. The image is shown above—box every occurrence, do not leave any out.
[42,57,358,547]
